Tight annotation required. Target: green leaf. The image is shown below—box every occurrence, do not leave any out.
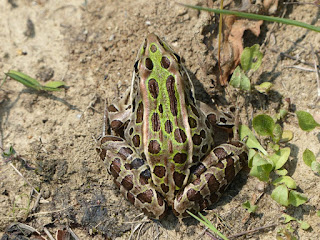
[289,190,308,207]
[255,82,272,94]
[280,130,293,143]
[242,200,257,213]
[239,125,267,155]
[230,66,251,91]
[317,210,320,217]
[311,161,320,174]
[241,44,263,72]
[275,169,288,176]
[253,114,275,137]
[272,176,297,189]
[43,81,66,90]
[269,148,291,170]
[271,185,289,206]
[303,149,316,167]
[296,111,320,131]
[298,221,311,230]
[272,124,282,143]
[2,146,16,158]
[278,109,288,120]
[5,70,42,90]
[282,213,296,223]
[250,153,273,181]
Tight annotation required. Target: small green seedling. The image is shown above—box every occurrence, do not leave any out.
[3,70,66,91]
[230,44,263,91]
[242,200,257,213]
[303,149,320,175]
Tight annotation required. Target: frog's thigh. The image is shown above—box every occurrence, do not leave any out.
[173,142,247,217]
[199,102,234,127]
[99,136,168,219]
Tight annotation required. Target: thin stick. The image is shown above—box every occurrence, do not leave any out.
[228,223,277,239]
[218,0,224,85]
[9,163,40,195]
[43,227,55,240]
[310,43,320,102]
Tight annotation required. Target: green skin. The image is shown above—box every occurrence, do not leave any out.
[98,33,247,219]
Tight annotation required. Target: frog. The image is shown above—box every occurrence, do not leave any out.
[97,33,247,219]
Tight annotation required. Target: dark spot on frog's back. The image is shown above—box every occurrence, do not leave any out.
[161,56,170,69]
[121,175,133,191]
[225,157,236,182]
[173,153,187,164]
[165,120,173,133]
[148,140,161,154]
[127,192,135,205]
[153,165,166,178]
[173,171,186,188]
[132,134,140,147]
[137,189,153,203]
[174,128,187,143]
[161,183,169,193]
[188,116,197,128]
[118,147,133,159]
[107,104,118,112]
[136,102,144,123]
[166,75,178,116]
[151,112,160,132]
[110,158,121,178]
[131,158,144,169]
[148,78,159,99]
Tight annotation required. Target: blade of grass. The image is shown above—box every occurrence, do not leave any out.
[177,3,320,33]
[187,211,229,240]
[4,70,65,91]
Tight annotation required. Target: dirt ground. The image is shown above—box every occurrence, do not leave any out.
[0,0,319,239]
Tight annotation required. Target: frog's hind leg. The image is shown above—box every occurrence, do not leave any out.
[103,88,131,137]
[173,142,247,218]
[98,135,168,219]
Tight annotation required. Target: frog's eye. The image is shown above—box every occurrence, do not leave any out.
[134,60,139,73]
[145,58,153,71]
[173,53,181,63]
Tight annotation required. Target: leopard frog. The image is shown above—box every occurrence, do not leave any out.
[97,33,247,219]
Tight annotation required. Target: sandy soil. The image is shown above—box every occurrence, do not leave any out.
[0,0,319,239]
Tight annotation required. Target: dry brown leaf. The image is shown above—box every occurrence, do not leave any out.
[219,16,263,85]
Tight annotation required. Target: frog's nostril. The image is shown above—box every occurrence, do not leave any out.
[145,58,153,70]
[161,56,170,69]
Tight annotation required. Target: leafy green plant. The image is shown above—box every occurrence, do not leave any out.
[229,44,264,91]
[303,149,320,175]
[282,214,311,230]
[2,70,66,91]
[240,114,308,207]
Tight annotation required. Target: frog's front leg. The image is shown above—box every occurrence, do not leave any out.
[173,142,247,217]
[98,136,168,219]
